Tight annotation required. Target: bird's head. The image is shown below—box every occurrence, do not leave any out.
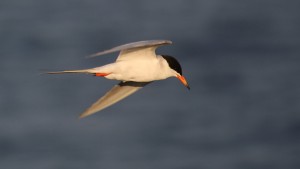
[161,55,190,90]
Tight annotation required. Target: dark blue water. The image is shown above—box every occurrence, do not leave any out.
[1,0,299,168]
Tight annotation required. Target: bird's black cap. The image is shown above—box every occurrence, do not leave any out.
[161,55,182,75]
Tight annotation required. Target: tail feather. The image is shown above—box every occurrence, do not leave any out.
[46,69,90,74]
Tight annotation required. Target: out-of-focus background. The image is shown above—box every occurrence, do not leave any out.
[1,0,299,168]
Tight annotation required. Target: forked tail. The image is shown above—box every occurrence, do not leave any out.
[46,69,90,74]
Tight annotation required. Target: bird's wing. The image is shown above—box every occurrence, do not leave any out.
[87,40,172,59]
[79,81,150,118]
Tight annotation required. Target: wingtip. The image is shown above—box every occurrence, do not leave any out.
[155,39,172,45]
[78,112,90,119]
[165,40,172,44]
[85,53,101,59]
[78,108,100,118]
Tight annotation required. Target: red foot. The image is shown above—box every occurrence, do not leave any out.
[94,73,110,77]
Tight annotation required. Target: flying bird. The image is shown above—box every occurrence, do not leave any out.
[47,40,190,118]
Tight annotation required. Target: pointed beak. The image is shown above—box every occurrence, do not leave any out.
[176,75,190,90]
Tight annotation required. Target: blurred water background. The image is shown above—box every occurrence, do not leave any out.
[0,0,299,168]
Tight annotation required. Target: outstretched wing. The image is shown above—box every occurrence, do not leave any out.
[79,81,150,118]
[87,40,172,58]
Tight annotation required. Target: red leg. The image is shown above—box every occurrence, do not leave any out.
[94,73,110,77]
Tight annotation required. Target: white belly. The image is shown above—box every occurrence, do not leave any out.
[105,59,168,82]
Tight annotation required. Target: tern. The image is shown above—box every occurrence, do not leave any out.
[48,40,190,118]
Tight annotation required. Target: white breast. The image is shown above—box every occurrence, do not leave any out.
[105,55,173,82]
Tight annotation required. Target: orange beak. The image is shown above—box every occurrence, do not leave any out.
[176,75,190,90]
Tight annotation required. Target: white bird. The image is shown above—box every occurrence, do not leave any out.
[47,40,190,118]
